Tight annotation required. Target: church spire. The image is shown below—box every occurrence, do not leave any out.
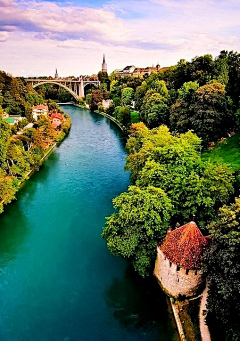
[55,68,59,79]
[102,54,107,73]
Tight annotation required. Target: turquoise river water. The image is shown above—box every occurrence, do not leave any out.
[0,106,178,341]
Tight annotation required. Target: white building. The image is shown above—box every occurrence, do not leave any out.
[32,105,48,121]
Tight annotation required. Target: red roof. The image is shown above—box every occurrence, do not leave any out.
[32,105,48,110]
[160,222,208,270]
[51,113,63,121]
[52,122,58,129]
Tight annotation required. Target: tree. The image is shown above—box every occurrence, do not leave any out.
[204,198,240,340]
[114,106,131,127]
[0,175,17,212]
[121,87,134,107]
[90,89,103,110]
[134,81,147,110]
[150,80,168,97]
[98,71,109,84]
[0,118,11,170]
[170,81,199,133]
[190,82,234,144]
[140,91,169,128]
[126,125,234,225]
[178,81,199,100]
[86,93,92,105]
[171,82,234,145]
[102,185,173,276]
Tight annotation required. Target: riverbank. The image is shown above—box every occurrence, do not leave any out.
[0,115,71,214]
[73,103,126,132]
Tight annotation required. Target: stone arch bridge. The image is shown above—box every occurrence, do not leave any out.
[26,78,100,101]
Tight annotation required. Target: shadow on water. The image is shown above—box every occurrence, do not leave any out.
[90,111,127,149]
[0,201,29,268]
[0,151,60,268]
[105,266,179,341]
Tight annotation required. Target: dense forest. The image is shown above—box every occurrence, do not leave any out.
[0,71,71,214]
[97,51,240,341]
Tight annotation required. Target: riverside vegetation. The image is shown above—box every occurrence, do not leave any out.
[84,51,240,341]
[1,50,240,340]
[0,70,71,213]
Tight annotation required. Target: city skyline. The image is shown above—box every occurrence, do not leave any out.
[0,0,240,77]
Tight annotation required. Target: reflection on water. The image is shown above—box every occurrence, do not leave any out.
[0,106,178,341]
[0,204,29,267]
[105,266,179,341]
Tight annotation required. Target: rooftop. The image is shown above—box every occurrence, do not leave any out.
[32,105,48,110]
[160,222,208,270]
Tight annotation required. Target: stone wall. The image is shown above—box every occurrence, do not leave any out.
[154,247,204,299]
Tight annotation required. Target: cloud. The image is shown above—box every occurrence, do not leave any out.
[0,0,240,76]
[0,0,131,44]
[0,31,11,42]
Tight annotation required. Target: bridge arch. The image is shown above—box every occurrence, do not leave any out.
[32,81,79,101]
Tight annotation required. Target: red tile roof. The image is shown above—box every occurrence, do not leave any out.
[52,122,58,129]
[160,222,208,270]
[51,113,63,121]
[32,105,48,110]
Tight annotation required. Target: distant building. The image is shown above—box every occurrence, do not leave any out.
[154,221,209,299]
[102,99,113,109]
[32,105,48,121]
[102,54,107,73]
[51,113,63,129]
[115,64,161,78]
[55,69,59,79]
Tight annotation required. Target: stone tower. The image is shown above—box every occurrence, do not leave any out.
[55,68,59,79]
[154,221,208,299]
[102,54,107,73]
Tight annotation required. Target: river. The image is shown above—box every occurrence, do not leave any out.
[0,105,178,341]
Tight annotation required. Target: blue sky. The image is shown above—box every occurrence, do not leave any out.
[0,0,240,77]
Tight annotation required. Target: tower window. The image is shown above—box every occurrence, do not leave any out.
[176,266,180,272]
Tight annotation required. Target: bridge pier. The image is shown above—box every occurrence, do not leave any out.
[26,78,100,101]
[79,78,84,98]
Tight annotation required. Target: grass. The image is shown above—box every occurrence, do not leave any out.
[131,111,140,123]
[202,133,240,172]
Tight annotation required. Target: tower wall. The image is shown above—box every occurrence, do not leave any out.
[154,247,204,299]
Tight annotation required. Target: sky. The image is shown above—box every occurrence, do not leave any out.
[0,0,240,77]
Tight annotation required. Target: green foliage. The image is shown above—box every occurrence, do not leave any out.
[103,123,234,277]
[90,89,103,110]
[86,93,92,105]
[204,198,240,340]
[171,82,234,145]
[0,73,71,214]
[178,81,199,100]
[150,80,168,98]
[126,125,233,225]
[202,133,240,172]
[131,111,140,123]
[134,81,147,110]
[114,106,131,127]
[25,92,44,106]
[102,186,173,276]
[121,87,134,107]
[140,91,169,128]
[0,118,11,169]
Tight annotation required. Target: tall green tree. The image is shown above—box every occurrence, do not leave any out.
[140,91,169,128]
[121,87,134,107]
[204,198,240,340]
[102,186,173,276]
